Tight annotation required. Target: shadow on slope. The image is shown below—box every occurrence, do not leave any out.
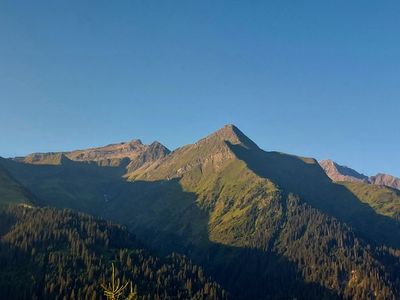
[228,143,400,248]
[103,179,341,300]
[0,159,341,299]
[0,158,130,214]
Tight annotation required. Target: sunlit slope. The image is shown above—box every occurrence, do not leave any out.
[341,181,400,220]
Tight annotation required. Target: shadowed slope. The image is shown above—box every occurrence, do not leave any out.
[319,160,369,183]
[0,159,36,208]
[229,143,400,248]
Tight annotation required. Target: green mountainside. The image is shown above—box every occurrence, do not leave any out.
[340,181,400,221]
[2,125,400,299]
[0,206,227,300]
[0,160,36,208]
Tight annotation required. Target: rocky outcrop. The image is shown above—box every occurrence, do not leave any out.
[370,173,400,190]
[319,160,369,183]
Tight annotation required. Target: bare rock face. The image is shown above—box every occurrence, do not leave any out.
[370,173,400,190]
[319,160,369,183]
[319,160,400,190]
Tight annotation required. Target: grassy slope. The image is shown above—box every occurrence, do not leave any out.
[341,181,400,220]
[0,163,34,208]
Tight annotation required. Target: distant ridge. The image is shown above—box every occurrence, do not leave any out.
[14,139,170,169]
[18,152,73,165]
[370,173,400,190]
[319,159,400,190]
[319,159,369,183]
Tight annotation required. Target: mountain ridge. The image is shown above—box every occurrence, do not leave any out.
[2,125,400,299]
[13,139,171,170]
[319,159,400,190]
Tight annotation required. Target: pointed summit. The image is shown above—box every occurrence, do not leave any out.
[129,125,258,181]
[202,124,259,149]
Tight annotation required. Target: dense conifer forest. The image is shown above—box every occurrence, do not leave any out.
[0,206,227,300]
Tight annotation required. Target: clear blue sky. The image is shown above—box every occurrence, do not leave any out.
[0,1,399,176]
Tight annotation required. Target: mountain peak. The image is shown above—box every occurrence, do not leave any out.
[206,124,259,149]
[319,159,369,183]
[128,139,143,146]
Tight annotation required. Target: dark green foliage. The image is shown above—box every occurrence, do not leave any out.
[0,206,227,300]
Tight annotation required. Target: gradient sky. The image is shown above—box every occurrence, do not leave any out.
[0,1,399,176]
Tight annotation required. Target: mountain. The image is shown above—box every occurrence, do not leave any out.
[2,125,400,299]
[120,125,400,298]
[340,181,400,221]
[0,206,227,299]
[319,160,400,220]
[16,139,170,169]
[319,160,369,183]
[17,152,74,166]
[66,139,148,161]
[319,159,400,190]
[370,173,400,190]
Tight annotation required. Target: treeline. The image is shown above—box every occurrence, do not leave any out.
[0,206,228,300]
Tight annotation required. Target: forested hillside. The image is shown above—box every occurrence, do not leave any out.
[0,206,227,300]
[2,125,400,299]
